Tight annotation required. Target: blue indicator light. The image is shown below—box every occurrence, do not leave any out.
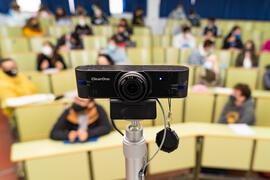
[78,80,87,85]
[159,77,163,80]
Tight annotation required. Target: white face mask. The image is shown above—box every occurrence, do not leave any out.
[42,46,52,56]
[95,9,102,16]
[79,19,86,26]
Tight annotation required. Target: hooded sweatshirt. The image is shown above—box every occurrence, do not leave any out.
[218,96,256,125]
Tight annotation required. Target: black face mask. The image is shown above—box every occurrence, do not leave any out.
[4,69,17,77]
[245,48,253,52]
[71,103,88,112]
[230,95,237,103]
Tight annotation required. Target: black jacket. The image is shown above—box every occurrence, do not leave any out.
[50,105,112,140]
[75,25,93,36]
[37,53,67,71]
[222,34,243,50]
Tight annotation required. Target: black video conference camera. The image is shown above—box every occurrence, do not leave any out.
[75,65,189,119]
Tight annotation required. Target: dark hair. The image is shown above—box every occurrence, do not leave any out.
[10,2,20,10]
[55,7,67,21]
[208,17,215,22]
[24,17,41,31]
[97,54,114,65]
[203,70,216,82]
[203,39,214,48]
[183,26,191,33]
[229,26,241,35]
[120,18,128,25]
[0,58,13,67]
[234,83,251,99]
[189,9,196,14]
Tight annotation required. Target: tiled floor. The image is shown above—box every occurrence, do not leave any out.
[0,109,17,180]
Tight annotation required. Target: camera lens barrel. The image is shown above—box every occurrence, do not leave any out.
[117,72,149,102]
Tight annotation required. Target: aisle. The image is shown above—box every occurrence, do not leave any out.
[0,109,17,180]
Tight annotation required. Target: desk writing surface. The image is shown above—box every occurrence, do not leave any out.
[11,123,198,162]
[11,123,270,162]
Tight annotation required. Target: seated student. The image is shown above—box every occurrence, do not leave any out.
[188,9,200,27]
[75,15,93,36]
[222,26,243,50]
[235,40,258,68]
[23,17,45,38]
[97,54,114,65]
[37,4,53,18]
[263,65,270,90]
[168,3,186,20]
[55,7,72,26]
[119,18,133,35]
[132,7,144,26]
[75,5,88,16]
[56,32,83,50]
[50,97,111,142]
[187,40,215,65]
[204,29,215,41]
[261,39,270,52]
[198,55,222,87]
[101,38,130,65]
[0,59,36,116]
[90,2,108,25]
[111,25,131,47]
[6,2,27,27]
[173,26,196,49]
[37,42,67,71]
[202,18,221,38]
[218,83,255,125]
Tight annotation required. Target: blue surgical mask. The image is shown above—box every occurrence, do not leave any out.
[204,61,213,70]
[235,34,241,40]
[107,44,116,52]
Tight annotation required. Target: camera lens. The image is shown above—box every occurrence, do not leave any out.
[117,72,149,102]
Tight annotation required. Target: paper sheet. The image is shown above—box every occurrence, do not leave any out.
[5,94,55,107]
[229,124,256,136]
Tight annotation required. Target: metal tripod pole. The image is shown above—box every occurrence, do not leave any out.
[123,120,147,180]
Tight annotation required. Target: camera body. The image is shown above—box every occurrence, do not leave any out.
[75,65,189,119]
[76,65,189,101]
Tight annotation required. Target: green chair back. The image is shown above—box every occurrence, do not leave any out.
[51,70,77,95]
[127,48,152,65]
[133,27,151,35]
[184,92,215,123]
[131,35,151,48]
[259,52,270,69]
[152,47,165,65]
[0,37,30,52]
[0,26,22,37]
[49,26,72,37]
[29,37,57,52]
[92,25,113,36]
[165,47,180,65]
[15,103,65,141]
[3,52,37,72]
[70,50,98,67]
[24,72,51,94]
[226,68,259,90]
[82,36,107,50]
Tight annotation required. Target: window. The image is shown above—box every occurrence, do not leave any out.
[109,0,123,14]
[17,0,41,12]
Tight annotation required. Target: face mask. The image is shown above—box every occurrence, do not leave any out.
[79,19,86,26]
[71,103,88,112]
[107,44,116,52]
[91,5,96,11]
[235,34,241,40]
[245,48,252,52]
[94,9,102,16]
[42,46,52,56]
[230,95,237,103]
[204,61,213,70]
[4,68,17,77]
